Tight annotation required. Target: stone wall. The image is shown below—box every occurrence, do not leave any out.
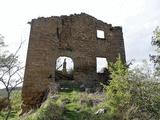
[22,13,126,112]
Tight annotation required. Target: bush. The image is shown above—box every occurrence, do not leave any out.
[127,64,160,120]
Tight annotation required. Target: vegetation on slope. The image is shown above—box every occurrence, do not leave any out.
[0,90,22,120]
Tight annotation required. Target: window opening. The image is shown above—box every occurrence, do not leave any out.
[96,57,108,73]
[97,30,105,39]
[55,56,74,81]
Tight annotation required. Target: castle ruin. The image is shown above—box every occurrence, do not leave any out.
[22,13,126,112]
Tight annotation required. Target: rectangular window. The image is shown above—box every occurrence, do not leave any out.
[97,30,105,39]
[96,57,108,73]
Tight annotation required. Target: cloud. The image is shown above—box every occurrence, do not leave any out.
[122,0,160,62]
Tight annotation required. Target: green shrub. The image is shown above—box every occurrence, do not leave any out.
[103,57,131,119]
[127,66,160,120]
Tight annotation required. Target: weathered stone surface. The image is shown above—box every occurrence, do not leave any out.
[22,13,126,112]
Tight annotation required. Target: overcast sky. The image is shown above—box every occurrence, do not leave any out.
[0,0,160,65]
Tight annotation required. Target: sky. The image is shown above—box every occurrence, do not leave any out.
[0,0,160,67]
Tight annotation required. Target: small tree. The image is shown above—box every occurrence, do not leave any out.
[0,35,24,120]
[104,56,131,119]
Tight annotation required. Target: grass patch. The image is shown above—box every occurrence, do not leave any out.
[25,90,108,120]
[0,90,22,120]
[0,89,108,120]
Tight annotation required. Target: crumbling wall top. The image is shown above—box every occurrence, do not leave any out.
[28,13,120,29]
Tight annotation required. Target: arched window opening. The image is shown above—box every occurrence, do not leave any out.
[55,56,74,81]
[96,57,108,73]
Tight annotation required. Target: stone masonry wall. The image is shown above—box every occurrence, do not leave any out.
[22,13,126,112]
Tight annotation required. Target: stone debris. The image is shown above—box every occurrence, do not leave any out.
[95,108,106,115]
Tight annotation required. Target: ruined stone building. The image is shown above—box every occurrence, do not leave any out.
[22,13,126,112]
